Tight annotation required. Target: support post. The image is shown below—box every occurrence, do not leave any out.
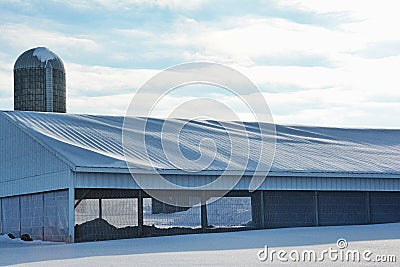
[99,198,102,219]
[201,199,208,231]
[251,191,265,229]
[314,191,319,227]
[137,190,143,237]
[68,187,75,243]
[260,191,265,228]
[0,197,2,235]
[366,192,371,224]
[42,193,45,240]
[18,196,21,237]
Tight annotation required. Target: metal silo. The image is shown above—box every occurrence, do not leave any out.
[14,47,66,113]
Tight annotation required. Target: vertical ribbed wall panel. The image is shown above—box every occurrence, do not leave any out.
[318,191,368,226]
[73,172,400,192]
[74,172,139,189]
[0,115,71,197]
[0,198,2,234]
[370,192,400,223]
[264,191,316,228]
[255,176,400,192]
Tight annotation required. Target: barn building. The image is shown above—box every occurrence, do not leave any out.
[0,110,399,242]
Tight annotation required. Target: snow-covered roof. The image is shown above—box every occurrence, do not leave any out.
[14,47,65,71]
[1,111,399,176]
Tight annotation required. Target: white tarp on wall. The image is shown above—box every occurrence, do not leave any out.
[0,190,68,242]
[43,190,68,241]
[1,196,20,236]
[20,194,44,240]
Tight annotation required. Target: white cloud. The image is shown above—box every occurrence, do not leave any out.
[57,0,207,10]
[68,94,132,115]
[153,0,207,10]
[240,65,342,89]
[273,103,399,128]
[0,54,14,105]
[160,16,366,66]
[278,1,400,48]
[66,63,157,97]
[0,1,399,128]
[0,24,101,57]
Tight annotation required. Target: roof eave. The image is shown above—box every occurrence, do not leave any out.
[73,166,400,179]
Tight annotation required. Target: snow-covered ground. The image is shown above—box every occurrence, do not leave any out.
[1,223,399,266]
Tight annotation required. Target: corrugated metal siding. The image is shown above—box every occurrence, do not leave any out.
[0,171,70,198]
[244,176,400,191]
[263,191,316,228]
[0,198,2,234]
[370,192,400,223]
[318,191,368,226]
[73,172,400,191]
[0,115,71,197]
[74,172,139,189]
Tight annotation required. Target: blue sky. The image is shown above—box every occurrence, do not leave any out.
[0,0,399,127]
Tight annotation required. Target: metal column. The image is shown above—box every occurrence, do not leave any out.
[68,187,75,243]
[137,190,144,237]
[99,198,102,219]
[366,192,371,224]
[201,192,208,231]
[315,191,319,226]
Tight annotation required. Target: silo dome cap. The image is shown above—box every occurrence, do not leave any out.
[14,47,65,71]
